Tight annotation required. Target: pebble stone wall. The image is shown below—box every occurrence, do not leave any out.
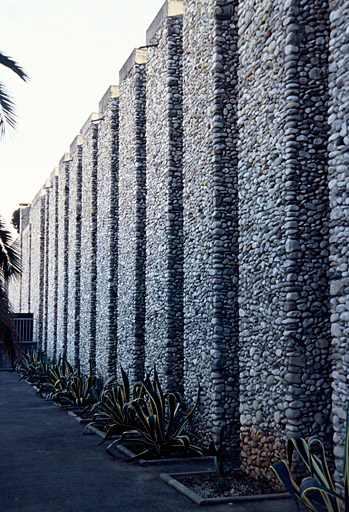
[79,114,99,375]
[96,86,119,378]
[42,183,50,354]
[28,190,46,348]
[282,0,331,450]
[117,49,147,383]
[182,0,240,447]
[56,155,71,361]
[145,3,184,391]
[19,222,31,314]
[9,0,349,485]
[237,0,289,478]
[7,258,21,312]
[46,169,59,361]
[237,0,331,480]
[328,0,349,486]
[66,136,84,367]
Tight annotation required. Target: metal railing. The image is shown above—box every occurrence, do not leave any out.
[0,314,36,369]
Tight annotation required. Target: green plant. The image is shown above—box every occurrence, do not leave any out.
[51,361,95,408]
[16,350,46,383]
[209,425,226,486]
[109,368,203,461]
[85,367,141,439]
[270,410,349,512]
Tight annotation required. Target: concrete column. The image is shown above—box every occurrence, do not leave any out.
[237,0,330,480]
[118,48,147,382]
[19,206,31,314]
[29,189,46,349]
[42,182,50,353]
[46,168,59,361]
[182,0,240,447]
[57,153,71,361]
[327,0,349,487]
[96,86,119,378]
[145,0,184,391]
[67,135,84,368]
[79,113,99,374]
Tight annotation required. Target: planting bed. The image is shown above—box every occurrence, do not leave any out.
[108,441,213,466]
[160,470,289,506]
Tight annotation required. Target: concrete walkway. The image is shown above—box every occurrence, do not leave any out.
[0,371,296,512]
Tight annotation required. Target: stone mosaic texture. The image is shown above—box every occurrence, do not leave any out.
[79,116,99,375]
[117,49,147,383]
[182,0,240,448]
[46,169,59,361]
[19,224,31,314]
[66,136,83,367]
[145,9,184,391]
[10,0,349,486]
[96,87,119,378]
[328,0,349,486]
[57,156,71,361]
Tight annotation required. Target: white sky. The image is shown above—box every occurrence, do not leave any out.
[1,0,164,235]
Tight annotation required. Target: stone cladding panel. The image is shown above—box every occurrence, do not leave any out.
[46,170,59,360]
[42,184,50,353]
[96,87,119,378]
[7,243,21,313]
[19,206,30,233]
[282,0,331,446]
[29,191,46,348]
[145,10,184,391]
[79,118,99,374]
[182,0,240,447]
[118,51,147,383]
[327,0,349,487]
[56,155,71,361]
[20,224,31,313]
[67,137,83,367]
[17,204,31,313]
[237,0,331,481]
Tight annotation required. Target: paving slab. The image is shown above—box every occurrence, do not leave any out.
[0,371,297,512]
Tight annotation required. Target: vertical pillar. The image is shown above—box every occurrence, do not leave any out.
[57,153,71,361]
[79,113,99,374]
[145,0,184,391]
[182,0,240,446]
[29,189,46,349]
[46,168,59,361]
[19,206,31,314]
[42,181,50,354]
[237,0,330,479]
[118,48,147,382]
[327,0,349,487]
[67,135,84,368]
[96,86,119,378]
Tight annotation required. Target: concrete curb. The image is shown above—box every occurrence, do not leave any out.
[67,411,91,424]
[160,471,291,506]
[109,442,214,466]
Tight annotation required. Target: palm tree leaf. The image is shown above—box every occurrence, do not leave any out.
[0,52,29,81]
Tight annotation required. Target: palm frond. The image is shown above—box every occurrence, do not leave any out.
[0,52,29,82]
[0,51,28,138]
[0,216,21,278]
[0,82,17,139]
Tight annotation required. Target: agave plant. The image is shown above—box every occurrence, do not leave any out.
[16,350,46,383]
[51,360,96,408]
[209,425,227,485]
[270,409,349,512]
[85,367,141,439]
[109,368,203,461]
